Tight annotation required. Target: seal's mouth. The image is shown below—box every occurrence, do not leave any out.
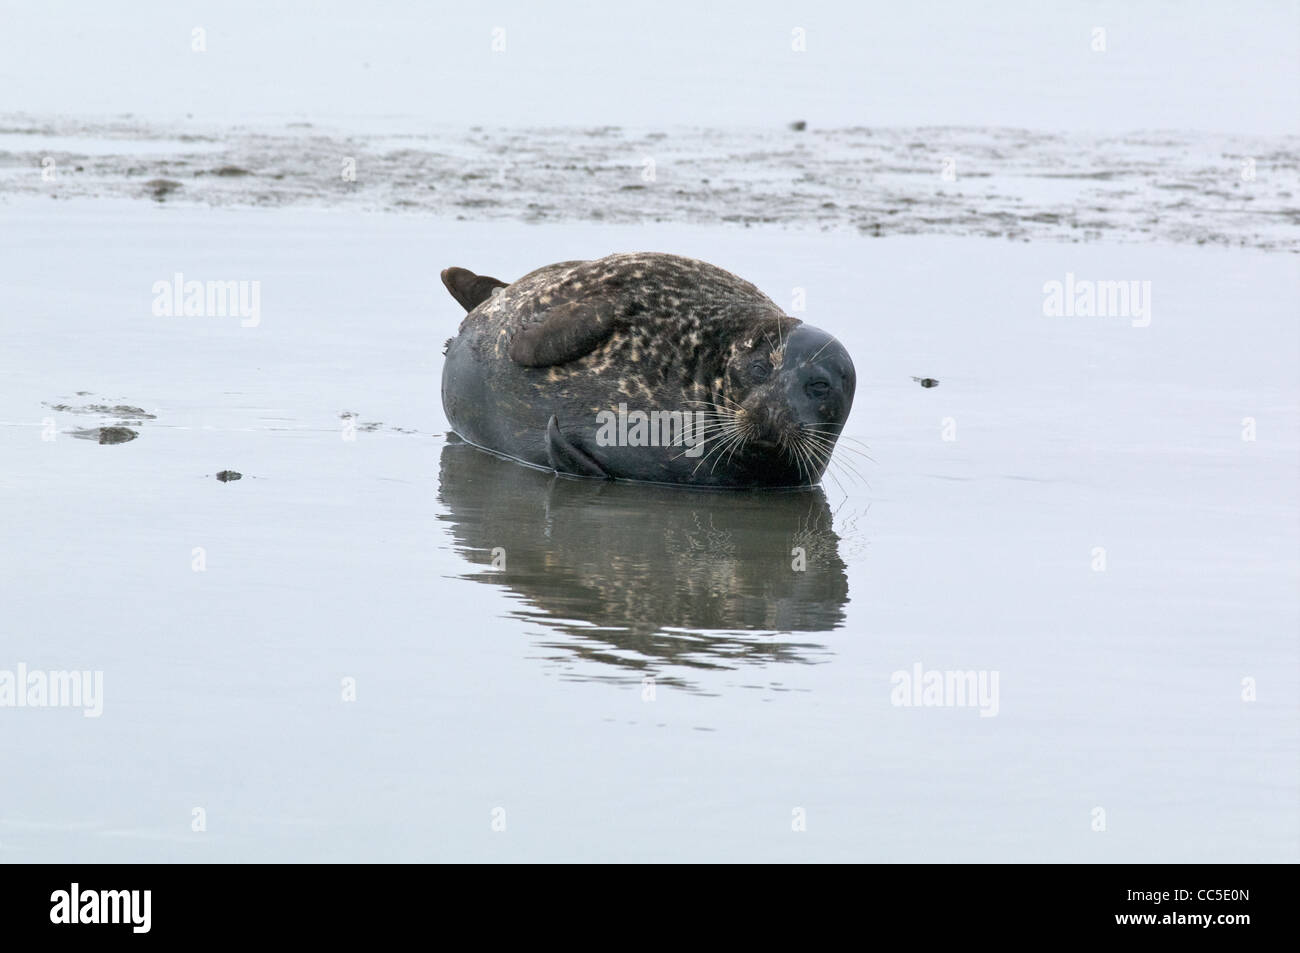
[681,394,847,485]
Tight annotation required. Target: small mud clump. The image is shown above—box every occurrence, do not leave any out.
[70,426,138,444]
[215,470,243,482]
[911,376,940,389]
[48,402,156,419]
[145,178,183,200]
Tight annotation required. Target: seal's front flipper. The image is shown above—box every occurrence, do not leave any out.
[441,267,508,312]
[510,300,615,367]
[545,415,609,479]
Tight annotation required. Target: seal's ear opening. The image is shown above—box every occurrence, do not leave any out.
[441,267,508,312]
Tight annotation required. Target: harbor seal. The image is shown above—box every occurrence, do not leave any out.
[439,253,855,488]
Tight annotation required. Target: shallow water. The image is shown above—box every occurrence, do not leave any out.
[1,200,1296,861]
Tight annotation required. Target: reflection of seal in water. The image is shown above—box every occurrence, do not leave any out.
[437,439,851,686]
[440,253,855,487]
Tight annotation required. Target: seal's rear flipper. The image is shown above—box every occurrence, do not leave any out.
[441,267,508,312]
[546,415,609,479]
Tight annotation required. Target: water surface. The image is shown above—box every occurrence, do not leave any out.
[1,200,1295,862]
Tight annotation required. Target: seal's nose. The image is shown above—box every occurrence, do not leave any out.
[749,399,795,446]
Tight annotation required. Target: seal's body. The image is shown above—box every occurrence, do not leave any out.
[440,253,854,488]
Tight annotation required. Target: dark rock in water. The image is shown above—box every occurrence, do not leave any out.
[97,426,137,444]
[70,426,138,444]
[145,178,182,200]
[790,120,807,131]
[215,470,242,482]
[213,165,252,177]
[911,376,940,388]
[99,426,137,443]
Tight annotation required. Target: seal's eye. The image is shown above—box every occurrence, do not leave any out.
[806,379,830,399]
[749,360,771,382]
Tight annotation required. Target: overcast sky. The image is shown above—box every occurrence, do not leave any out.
[2,0,1296,134]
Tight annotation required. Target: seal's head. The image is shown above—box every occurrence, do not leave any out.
[713,320,856,485]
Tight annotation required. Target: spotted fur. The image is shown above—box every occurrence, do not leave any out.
[440,253,854,487]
